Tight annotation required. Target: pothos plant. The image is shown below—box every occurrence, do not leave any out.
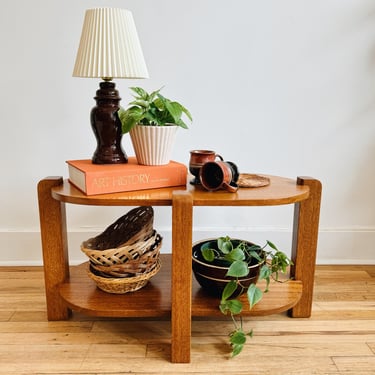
[200,236,293,357]
[118,87,192,134]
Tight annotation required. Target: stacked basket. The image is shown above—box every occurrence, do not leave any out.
[81,206,162,294]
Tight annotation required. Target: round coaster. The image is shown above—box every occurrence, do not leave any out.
[237,173,270,188]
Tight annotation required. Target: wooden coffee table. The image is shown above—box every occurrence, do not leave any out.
[38,175,321,363]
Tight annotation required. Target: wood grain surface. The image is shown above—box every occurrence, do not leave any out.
[0,264,374,374]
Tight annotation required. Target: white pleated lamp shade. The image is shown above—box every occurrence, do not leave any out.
[73,8,149,79]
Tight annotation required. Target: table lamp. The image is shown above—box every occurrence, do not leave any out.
[73,8,149,164]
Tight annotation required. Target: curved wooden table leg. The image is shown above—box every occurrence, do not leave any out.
[290,176,322,317]
[171,191,193,363]
[37,177,70,320]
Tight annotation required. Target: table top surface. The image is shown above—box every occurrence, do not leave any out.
[50,175,310,207]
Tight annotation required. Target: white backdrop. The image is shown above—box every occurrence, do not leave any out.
[1,0,374,264]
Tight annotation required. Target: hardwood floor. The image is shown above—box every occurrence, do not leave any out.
[0,264,374,374]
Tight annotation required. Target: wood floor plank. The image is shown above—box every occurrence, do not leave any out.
[0,264,374,374]
[0,344,90,373]
[0,321,93,333]
[333,356,375,372]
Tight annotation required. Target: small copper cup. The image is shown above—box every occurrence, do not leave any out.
[189,150,223,185]
[199,161,239,193]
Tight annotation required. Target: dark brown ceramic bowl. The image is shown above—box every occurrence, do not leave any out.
[192,239,263,297]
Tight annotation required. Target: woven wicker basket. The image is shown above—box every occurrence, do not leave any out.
[81,230,160,267]
[88,259,161,294]
[83,206,154,250]
[89,233,162,277]
[81,206,162,293]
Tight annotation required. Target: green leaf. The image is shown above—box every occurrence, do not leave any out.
[164,100,183,123]
[226,247,245,262]
[247,329,254,338]
[231,343,244,357]
[217,237,232,254]
[173,118,189,129]
[247,284,263,309]
[227,299,243,314]
[180,103,193,121]
[143,109,162,126]
[259,264,271,280]
[230,330,246,345]
[266,240,278,251]
[219,300,229,314]
[229,330,247,357]
[201,248,215,262]
[219,299,242,315]
[221,280,237,301]
[118,106,144,133]
[153,96,166,111]
[226,260,249,277]
[148,87,162,101]
[230,329,253,357]
[249,250,263,262]
[259,264,271,291]
[130,87,149,100]
[129,99,149,108]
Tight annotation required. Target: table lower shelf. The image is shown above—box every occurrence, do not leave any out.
[59,254,303,318]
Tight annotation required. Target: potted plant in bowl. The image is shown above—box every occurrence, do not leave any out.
[192,238,265,297]
[118,87,192,165]
[192,236,293,357]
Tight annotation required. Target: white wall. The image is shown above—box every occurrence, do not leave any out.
[1,0,374,265]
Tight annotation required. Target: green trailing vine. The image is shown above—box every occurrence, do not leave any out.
[200,236,293,357]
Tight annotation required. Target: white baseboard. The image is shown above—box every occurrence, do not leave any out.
[0,227,374,266]
[1,227,375,266]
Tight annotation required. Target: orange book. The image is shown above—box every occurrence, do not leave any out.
[66,157,187,195]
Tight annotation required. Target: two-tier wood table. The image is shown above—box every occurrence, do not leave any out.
[37,175,321,363]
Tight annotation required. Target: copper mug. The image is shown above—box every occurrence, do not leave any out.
[199,161,239,193]
[189,150,223,185]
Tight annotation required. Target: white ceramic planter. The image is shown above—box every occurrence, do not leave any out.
[129,125,178,165]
